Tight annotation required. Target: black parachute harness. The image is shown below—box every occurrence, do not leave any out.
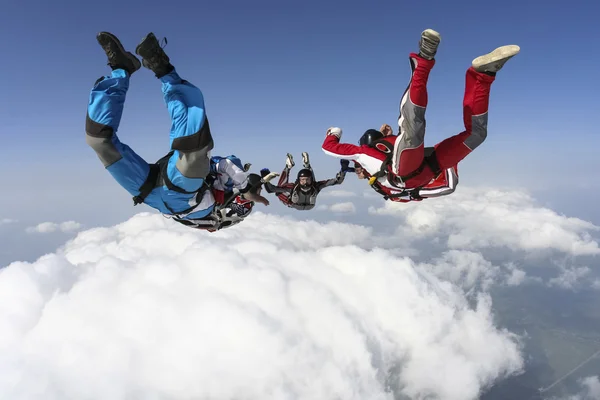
[365,139,442,201]
[132,152,261,231]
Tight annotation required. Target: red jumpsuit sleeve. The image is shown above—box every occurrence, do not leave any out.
[321,135,363,160]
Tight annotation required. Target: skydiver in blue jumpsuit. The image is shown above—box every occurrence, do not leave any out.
[86,32,275,231]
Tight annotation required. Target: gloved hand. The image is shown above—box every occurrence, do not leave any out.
[340,159,354,173]
[326,126,342,139]
[261,172,280,183]
[379,124,393,136]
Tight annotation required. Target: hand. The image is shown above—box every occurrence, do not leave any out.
[244,191,270,206]
[255,196,270,206]
[261,172,279,183]
[340,159,350,171]
[326,126,343,138]
[380,124,393,136]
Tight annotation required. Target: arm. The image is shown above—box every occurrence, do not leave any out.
[260,167,293,195]
[215,157,250,191]
[316,171,346,191]
[242,190,270,206]
[263,182,293,195]
[321,128,363,160]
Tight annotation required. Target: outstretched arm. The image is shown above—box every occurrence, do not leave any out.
[316,161,348,191]
[263,182,293,195]
[321,127,363,160]
[214,157,251,191]
[260,167,293,195]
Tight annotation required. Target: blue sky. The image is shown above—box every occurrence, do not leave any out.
[0,0,599,242]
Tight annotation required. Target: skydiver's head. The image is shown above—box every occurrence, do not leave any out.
[297,168,313,191]
[353,163,368,180]
[359,129,384,146]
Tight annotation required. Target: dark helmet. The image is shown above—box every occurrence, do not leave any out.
[297,168,312,178]
[359,129,384,146]
[297,168,313,191]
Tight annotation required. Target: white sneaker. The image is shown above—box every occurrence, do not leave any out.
[302,152,310,168]
[472,45,520,73]
[286,153,295,169]
[418,29,441,60]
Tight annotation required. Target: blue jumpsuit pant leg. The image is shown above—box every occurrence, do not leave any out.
[85,69,153,199]
[160,70,214,193]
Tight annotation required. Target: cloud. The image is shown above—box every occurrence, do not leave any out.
[577,376,600,400]
[369,187,600,256]
[0,218,16,225]
[320,189,357,198]
[548,266,591,289]
[505,263,527,286]
[417,251,530,292]
[0,212,523,400]
[551,375,600,400]
[318,202,356,214]
[25,221,83,234]
[418,250,501,291]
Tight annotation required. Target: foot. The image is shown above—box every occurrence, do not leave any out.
[135,32,174,78]
[472,45,520,74]
[286,153,295,169]
[418,29,441,60]
[243,163,252,172]
[96,32,141,75]
[302,152,310,168]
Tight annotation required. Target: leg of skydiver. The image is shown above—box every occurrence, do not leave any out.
[136,33,213,194]
[432,45,520,169]
[302,152,310,169]
[274,154,296,204]
[391,29,440,176]
[86,32,166,210]
[300,151,317,182]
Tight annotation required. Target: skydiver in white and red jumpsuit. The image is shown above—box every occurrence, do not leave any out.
[321,29,520,202]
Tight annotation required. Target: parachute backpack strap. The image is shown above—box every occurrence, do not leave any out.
[133,163,161,206]
[423,147,442,178]
[368,139,395,186]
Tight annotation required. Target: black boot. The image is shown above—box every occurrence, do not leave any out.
[96,32,141,75]
[135,33,174,78]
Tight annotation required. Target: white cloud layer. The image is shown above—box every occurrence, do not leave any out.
[317,202,356,214]
[25,221,83,234]
[552,375,600,400]
[0,212,523,400]
[320,189,357,198]
[369,187,600,256]
[0,218,16,225]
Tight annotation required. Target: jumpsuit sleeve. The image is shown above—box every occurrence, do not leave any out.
[316,171,346,191]
[321,135,363,160]
[215,158,250,191]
